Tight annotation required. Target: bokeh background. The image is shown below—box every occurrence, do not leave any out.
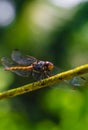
[0,0,88,130]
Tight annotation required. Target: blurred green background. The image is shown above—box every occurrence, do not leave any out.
[0,0,88,130]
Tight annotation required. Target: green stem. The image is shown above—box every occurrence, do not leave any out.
[0,64,88,100]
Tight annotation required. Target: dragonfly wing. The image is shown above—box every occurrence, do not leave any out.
[1,57,31,77]
[1,57,16,67]
[11,50,37,65]
[67,76,87,87]
[10,70,31,77]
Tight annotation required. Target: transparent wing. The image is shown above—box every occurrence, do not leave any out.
[68,76,88,87]
[1,57,16,67]
[51,66,88,88]
[1,57,31,77]
[11,49,37,65]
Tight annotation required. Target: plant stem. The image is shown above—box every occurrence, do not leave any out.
[0,64,88,100]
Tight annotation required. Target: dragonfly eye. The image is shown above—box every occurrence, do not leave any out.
[45,61,54,71]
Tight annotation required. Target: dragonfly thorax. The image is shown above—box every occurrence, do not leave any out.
[33,61,54,72]
[33,61,45,72]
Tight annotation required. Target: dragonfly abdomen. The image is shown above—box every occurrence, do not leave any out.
[4,66,33,70]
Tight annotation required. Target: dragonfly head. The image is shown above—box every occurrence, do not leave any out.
[45,61,54,71]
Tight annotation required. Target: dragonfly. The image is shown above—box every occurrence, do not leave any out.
[1,50,54,81]
[1,50,87,87]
